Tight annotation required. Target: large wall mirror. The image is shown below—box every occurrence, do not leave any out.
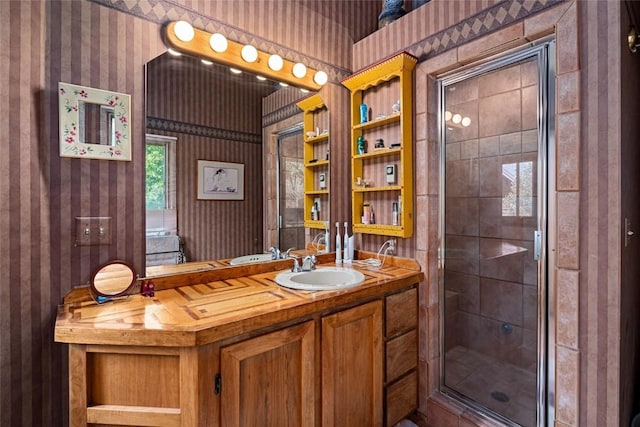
[144,52,312,276]
[58,82,131,160]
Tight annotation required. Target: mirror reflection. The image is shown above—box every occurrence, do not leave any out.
[91,260,137,297]
[78,101,115,145]
[145,52,311,276]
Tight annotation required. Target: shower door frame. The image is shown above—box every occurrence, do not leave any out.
[437,39,556,427]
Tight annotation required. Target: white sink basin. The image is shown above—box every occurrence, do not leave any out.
[229,253,274,266]
[275,267,366,291]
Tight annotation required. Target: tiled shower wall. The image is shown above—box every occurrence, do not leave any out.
[444,61,539,371]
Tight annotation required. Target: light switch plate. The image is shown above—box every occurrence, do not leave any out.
[75,216,112,246]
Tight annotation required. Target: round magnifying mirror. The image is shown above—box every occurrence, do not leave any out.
[90,260,137,298]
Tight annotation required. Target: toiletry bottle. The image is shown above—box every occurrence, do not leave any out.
[335,222,342,263]
[392,202,399,226]
[357,135,366,155]
[370,204,375,224]
[360,103,368,123]
[311,203,318,221]
[363,202,371,224]
[343,222,350,262]
[324,221,330,254]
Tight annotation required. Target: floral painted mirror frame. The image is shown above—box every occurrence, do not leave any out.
[58,82,132,160]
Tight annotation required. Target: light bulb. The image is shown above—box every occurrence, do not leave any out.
[268,54,284,71]
[256,75,266,81]
[174,21,194,42]
[201,59,213,66]
[241,45,258,63]
[445,110,452,121]
[292,63,307,78]
[279,82,289,87]
[230,68,242,74]
[167,48,182,56]
[313,71,328,86]
[209,33,228,53]
[300,88,309,93]
[452,113,462,124]
[461,116,471,127]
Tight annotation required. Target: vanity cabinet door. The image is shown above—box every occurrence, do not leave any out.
[219,321,316,427]
[321,300,384,426]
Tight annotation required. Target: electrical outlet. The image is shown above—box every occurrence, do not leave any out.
[388,238,396,255]
[75,217,112,246]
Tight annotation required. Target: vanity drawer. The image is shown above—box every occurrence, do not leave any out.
[386,329,417,381]
[385,287,417,337]
[386,370,418,427]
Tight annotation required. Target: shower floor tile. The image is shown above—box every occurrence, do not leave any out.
[444,346,537,427]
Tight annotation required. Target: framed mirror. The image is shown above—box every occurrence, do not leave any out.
[90,260,137,298]
[144,52,308,275]
[58,82,132,160]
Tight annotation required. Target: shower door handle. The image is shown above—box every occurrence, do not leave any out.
[534,230,541,261]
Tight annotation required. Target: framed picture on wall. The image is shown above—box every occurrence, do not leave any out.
[197,160,244,200]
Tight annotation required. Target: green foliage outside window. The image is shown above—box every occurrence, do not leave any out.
[146,144,166,210]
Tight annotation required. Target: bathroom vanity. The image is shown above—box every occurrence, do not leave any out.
[55,253,423,426]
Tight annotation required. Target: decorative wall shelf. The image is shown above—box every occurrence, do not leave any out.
[342,52,417,238]
[297,94,330,229]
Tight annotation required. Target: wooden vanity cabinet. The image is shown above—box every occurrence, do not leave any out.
[62,280,419,426]
[219,321,316,427]
[218,294,415,427]
[322,300,384,426]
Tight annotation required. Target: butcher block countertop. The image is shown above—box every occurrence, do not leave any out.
[55,252,423,348]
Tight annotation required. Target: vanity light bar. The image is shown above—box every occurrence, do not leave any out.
[165,21,326,91]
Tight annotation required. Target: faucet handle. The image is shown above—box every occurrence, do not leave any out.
[302,255,317,271]
[290,256,302,272]
[268,246,281,260]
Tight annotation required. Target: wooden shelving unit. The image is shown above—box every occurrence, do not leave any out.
[342,52,417,237]
[297,94,330,230]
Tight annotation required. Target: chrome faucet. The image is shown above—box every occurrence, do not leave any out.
[268,246,281,260]
[291,255,317,272]
[269,247,295,260]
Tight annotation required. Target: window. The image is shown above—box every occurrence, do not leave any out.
[502,161,533,217]
[146,134,177,235]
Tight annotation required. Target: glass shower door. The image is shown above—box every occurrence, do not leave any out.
[441,47,549,427]
[277,128,305,251]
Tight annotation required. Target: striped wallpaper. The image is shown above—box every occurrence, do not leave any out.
[0,0,363,425]
[618,2,640,424]
[1,0,636,426]
[579,2,640,426]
